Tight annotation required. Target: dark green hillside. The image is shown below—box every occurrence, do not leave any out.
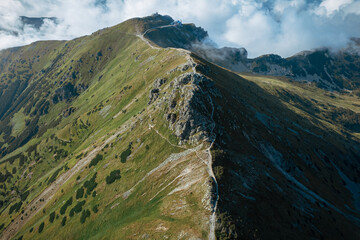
[191,54,360,239]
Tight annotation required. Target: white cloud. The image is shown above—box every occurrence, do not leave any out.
[0,0,359,57]
[220,0,360,56]
[224,11,278,55]
[318,0,353,15]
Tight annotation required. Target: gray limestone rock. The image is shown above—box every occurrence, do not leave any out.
[148,88,160,105]
[165,72,222,144]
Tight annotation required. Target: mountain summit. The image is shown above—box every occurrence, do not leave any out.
[0,14,359,240]
[140,14,360,92]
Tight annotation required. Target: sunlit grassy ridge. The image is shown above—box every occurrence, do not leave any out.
[0,17,211,239]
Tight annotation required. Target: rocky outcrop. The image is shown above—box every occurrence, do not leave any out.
[148,88,160,105]
[153,77,166,88]
[147,69,221,145]
[143,15,208,50]
[148,78,167,105]
[164,72,221,144]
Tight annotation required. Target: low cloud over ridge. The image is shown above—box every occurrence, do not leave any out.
[0,0,359,57]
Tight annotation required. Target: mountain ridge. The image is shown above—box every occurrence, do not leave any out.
[139,15,360,92]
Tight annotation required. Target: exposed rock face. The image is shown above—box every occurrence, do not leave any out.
[148,78,167,105]
[164,72,221,144]
[147,68,222,145]
[143,19,208,49]
[139,14,174,32]
[153,77,166,88]
[167,62,194,75]
[148,88,160,105]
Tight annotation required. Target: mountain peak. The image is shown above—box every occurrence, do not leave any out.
[141,14,208,49]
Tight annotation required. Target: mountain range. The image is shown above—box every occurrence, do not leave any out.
[0,14,359,240]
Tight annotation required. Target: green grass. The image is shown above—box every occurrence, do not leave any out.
[0,17,277,240]
[10,109,28,137]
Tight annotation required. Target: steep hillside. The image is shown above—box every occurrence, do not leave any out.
[190,55,360,239]
[0,16,213,239]
[0,14,359,240]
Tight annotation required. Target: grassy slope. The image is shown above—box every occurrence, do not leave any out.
[0,19,210,239]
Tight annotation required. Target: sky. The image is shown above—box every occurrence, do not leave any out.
[0,0,359,57]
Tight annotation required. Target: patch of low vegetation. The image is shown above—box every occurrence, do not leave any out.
[54,149,68,161]
[0,170,13,183]
[105,170,121,184]
[76,187,84,199]
[69,200,86,217]
[47,166,63,185]
[20,190,30,201]
[89,154,103,168]
[83,173,97,194]
[38,222,44,233]
[60,197,73,215]
[49,211,56,223]
[80,209,91,224]
[120,145,131,163]
[92,204,99,213]
[9,201,22,215]
[61,216,66,226]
